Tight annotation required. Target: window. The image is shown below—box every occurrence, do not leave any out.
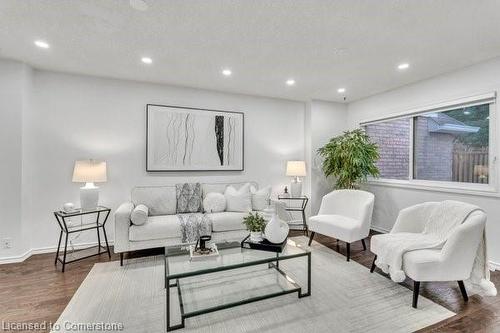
[361,94,495,190]
[413,104,489,184]
[364,118,410,180]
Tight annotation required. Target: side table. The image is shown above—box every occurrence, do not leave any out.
[277,195,309,235]
[53,206,111,272]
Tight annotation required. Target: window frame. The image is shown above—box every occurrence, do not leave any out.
[360,92,498,196]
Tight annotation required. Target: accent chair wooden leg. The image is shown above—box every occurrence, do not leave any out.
[458,280,469,302]
[412,281,420,308]
[308,232,315,246]
[120,253,124,266]
[346,242,350,261]
[361,238,367,251]
[370,255,377,273]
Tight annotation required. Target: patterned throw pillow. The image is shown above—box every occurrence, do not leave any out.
[176,183,202,213]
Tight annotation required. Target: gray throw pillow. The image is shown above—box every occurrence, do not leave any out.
[176,183,202,213]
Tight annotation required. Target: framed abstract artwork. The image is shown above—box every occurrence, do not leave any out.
[146,104,244,171]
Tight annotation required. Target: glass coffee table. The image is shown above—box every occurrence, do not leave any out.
[164,239,311,331]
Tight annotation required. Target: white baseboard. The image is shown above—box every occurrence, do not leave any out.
[0,249,33,264]
[0,240,114,265]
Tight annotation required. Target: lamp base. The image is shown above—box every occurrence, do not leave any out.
[290,180,302,198]
[80,184,99,211]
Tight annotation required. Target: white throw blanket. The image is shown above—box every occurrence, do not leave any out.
[375,200,496,296]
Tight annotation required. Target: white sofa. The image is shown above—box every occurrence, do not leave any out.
[114,182,264,265]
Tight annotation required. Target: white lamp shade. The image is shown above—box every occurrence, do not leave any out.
[72,160,107,183]
[286,161,306,177]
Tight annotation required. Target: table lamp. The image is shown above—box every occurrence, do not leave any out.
[72,160,107,210]
[286,160,306,197]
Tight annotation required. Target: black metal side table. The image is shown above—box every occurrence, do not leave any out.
[53,206,111,272]
[277,195,309,235]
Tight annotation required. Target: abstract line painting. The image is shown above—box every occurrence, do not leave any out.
[146,104,244,171]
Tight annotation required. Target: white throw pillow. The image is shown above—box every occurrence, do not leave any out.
[131,204,148,226]
[203,192,226,213]
[250,185,271,211]
[224,183,252,212]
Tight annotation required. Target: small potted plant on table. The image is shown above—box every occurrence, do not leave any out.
[243,212,266,242]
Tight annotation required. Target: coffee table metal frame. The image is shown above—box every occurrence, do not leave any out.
[164,242,311,331]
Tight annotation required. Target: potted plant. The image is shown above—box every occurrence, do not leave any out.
[243,212,266,242]
[318,129,380,189]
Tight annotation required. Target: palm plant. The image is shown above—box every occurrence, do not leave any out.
[318,129,380,189]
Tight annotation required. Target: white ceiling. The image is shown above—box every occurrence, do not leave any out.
[2,0,500,102]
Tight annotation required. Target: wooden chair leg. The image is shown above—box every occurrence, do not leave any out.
[308,232,315,246]
[458,280,469,302]
[361,238,367,251]
[370,255,377,273]
[412,281,420,308]
[346,242,350,261]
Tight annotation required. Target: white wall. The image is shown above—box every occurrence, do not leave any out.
[305,100,347,215]
[0,60,31,257]
[10,55,500,264]
[348,56,500,265]
[1,61,307,260]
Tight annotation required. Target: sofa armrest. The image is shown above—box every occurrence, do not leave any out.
[114,202,134,253]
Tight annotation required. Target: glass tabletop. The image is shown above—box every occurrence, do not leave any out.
[165,238,309,279]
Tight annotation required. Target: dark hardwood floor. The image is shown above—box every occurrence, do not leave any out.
[1,232,499,332]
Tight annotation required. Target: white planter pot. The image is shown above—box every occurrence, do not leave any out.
[250,231,263,242]
[264,213,289,244]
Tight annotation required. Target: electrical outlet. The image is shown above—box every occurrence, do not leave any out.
[2,238,12,249]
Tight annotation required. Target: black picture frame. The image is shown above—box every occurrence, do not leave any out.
[146,104,244,172]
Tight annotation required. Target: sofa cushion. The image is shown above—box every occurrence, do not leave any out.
[309,214,361,243]
[129,215,180,241]
[176,183,202,213]
[131,186,177,216]
[202,183,228,198]
[208,212,251,232]
[202,182,258,199]
[224,183,252,212]
[250,185,271,211]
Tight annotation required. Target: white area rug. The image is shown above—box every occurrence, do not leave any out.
[53,237,454,332]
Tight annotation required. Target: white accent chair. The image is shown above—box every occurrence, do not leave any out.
[370,202,486,308]
[308,190,375,261]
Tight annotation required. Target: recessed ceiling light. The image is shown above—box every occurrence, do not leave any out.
[141,57,152,64]
[286,79,295,86]
[337,88,346,93]
[397,63,410,70]
[130,0,149,11]
[34,40,50,49]
[222,69,232,76]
